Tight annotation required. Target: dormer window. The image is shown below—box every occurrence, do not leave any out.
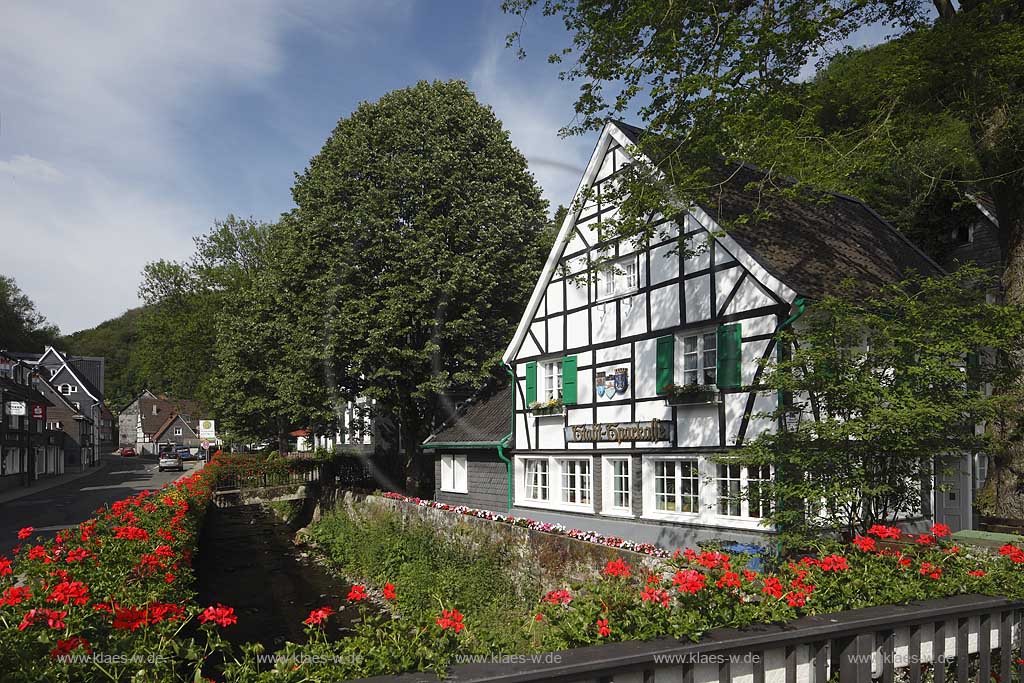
[597,255,639,300]
[50,369,58,379]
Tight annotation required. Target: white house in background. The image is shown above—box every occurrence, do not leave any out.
[487,120,950,549]
[301,397,376,453]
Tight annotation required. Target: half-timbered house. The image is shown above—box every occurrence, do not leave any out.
[491,121,945,548]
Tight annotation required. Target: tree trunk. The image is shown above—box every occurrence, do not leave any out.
[980,185,1024,517]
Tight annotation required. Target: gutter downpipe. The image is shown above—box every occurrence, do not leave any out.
[499,365,516,511]
[774,296,807,559]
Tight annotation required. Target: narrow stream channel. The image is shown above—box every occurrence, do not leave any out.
[195,503,369,653]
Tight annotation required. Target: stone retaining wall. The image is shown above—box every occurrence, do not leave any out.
[311,488,666,589]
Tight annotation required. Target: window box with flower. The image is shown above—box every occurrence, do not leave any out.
[662,383,720,406]
[530,398,565,416]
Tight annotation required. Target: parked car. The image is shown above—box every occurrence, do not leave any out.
[175,445,196,460]
[158,451,184,472]
[119,447,137,457]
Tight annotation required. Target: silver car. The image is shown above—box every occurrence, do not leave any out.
[158,452,184,472]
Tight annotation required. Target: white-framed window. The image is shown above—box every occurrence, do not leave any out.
[523,458,549,502]
[650,458,700,514]
[59,384,71,395]
[516,455,595,512]
[682,331,717,385]
[716,463,773,518]
[49,369,58,379]
[558,458,591,505]
[601,456,633,516]
[541,360,562,402]
[598,255,639,300]
[174,427,183,436]
[440,454,468,494]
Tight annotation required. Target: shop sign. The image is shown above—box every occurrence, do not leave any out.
[6,401,26,416]
[565,418,673,444]
[31,404,46,420]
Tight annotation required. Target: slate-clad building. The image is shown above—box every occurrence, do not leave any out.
[425,383,513,512]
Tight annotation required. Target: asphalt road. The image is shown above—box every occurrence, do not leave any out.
[0,453,202,557]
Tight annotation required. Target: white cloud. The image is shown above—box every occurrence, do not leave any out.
[0,155,63,183]
[0,0,410,334]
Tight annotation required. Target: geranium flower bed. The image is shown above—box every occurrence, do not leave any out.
[0,459,234,682]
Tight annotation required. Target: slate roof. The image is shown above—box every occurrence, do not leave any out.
[424,383,512,446]
[613,121,943,299]
[139,396,202,437]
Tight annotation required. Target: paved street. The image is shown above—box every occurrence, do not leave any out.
[0,453,202,557]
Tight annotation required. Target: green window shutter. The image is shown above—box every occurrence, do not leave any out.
[656,335,675,394]
[561,356,578,405]
[525,362,537,405]
[717,323,743,389]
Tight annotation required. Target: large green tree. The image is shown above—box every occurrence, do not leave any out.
[0,275,59,352]
[505,0,1024,513]
[283,80,549,492]
[137,215,271,407]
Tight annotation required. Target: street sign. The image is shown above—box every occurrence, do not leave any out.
[201,440,210,450]
[199,420,216,438]
[6,401,26,416]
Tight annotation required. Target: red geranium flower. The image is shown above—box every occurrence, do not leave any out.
[436,608,465,633]
[149,603,185,623]
[819,555,850,572]
[916,534,936,546]
[50,636,91,659]
[852,536,876,552]
[0,556,11,576]
[347,585,367,602]
[641,586,671,607]
[534,613,543,621]
[596,618,611,637]
[867,525,902,539]
[695,551,730,570]
[65,547,90,563]
[20,608,67,631]
[303,606,334,626]
[2,586,32,606]
[17,527,33,540]
[762,577,784,598]
[543,589,573,605]
[672,569,707,594]
[716,571,742,589]
[999,544,1024,563]
[48,581,90,606]
[198,604,237,627]
[112,605,149,630]
[603,558,632,578]
[383,583,397,600]
[930,523,952,538]
[969,570,987,577]
[27,545,50,562]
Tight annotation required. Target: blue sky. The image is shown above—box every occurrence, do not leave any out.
[0,2,900,334]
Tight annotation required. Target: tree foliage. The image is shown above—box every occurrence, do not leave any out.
[137,216,272,414]
[279,80,549,489]
[0,275,59,352]
[733,267,1024,540]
